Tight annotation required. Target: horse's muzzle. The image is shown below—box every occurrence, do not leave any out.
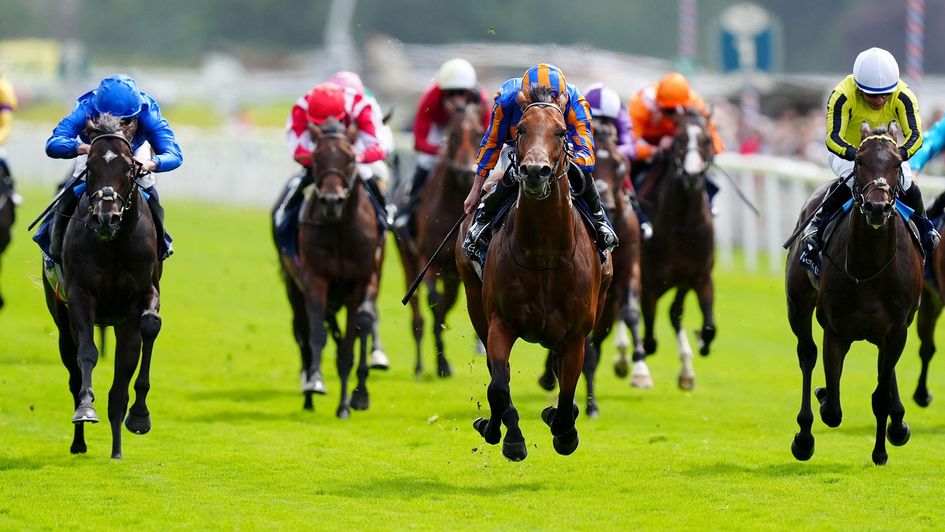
[318,194,347,223]
[861,200,894,228]
[519,163,553,199]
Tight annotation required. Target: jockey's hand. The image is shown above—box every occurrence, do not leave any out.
[657,135,674,152]
[77,143,91,155]
[134,157,157,173]
[464,187,482,215]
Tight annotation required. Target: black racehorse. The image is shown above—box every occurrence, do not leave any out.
[0,159,14,310]
[43,114,162,458]
[786,122,923,465]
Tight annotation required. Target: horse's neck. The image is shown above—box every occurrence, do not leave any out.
[512,178,574,255]
[844,212,898,275]
[657,173,707,225]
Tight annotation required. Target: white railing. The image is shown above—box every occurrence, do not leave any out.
[9,123,945,274]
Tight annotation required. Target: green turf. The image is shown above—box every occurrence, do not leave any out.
[1,185,945,529]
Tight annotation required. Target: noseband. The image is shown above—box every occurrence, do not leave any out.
[86,133,140,223]
[311,132,358,201]
[513,102,570,200]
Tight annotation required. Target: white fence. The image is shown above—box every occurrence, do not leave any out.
[9,123,945,274]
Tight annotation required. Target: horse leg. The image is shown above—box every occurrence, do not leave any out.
[872,328,908,465]
[913,292,941,407]
[425,274,453,378]
[108,321,141,459]
[669,287,695,390]
[538,350,557,391]
[641,284,659,355]
[583,337,601,418]
[350,299,373,411]
[787,285,818,461]
[818,330,851,428]
[284,272,317,408]
[623,287,652,388]
[56,312,86,454]
[473,319,526,461]
[613,321,630,377]
[67,293,100,424]
[303,277,330,412]
[887,369,911,447]
[127,286,161,435]
[542,335,584,456]
[436,275,463,377]
[694,273,716,357]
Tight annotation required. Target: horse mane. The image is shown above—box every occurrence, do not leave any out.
[86,113,126,139]
[527,84,556,104]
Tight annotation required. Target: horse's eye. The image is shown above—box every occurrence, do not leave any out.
[558,129,568,137]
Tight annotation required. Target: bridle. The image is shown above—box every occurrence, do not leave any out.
[668,116,713,180]
[86,132,143,224]
[850,134,900,214]
[512,101,571,200]
[310,132,358,201]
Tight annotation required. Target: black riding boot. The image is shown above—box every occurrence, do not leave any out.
[801,178,852,253]
[627,189,653,240]
[144,188,171,260]
[462,172,517,270]
[902,184,941,259]
[571,167,619,253]
[363,176,391,225]
[926,191,945,222]
[394,165,430,236]
[49,188,79,264]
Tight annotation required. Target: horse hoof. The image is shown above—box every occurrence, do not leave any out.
[111,452,123,460]
[541,406,557,427]
[303,392,314,411]
[537,372,556,391]
[819,403,842,428]
[502,439,528,461]
[791,433,814,461]
[697,326,715,356]
[124,412,151,435]
[678,374,695,391]
[887,422,911,447]
[643,338,657,355]
[70,442,87,454]
[473,417,500,445]
[336,406,350,419]
[369,350,389,370]
[872,449,888,466]
[552,429,579,456]
[913,390,932,408]
[302,374,327,395]
[72,406,98,424]
[437,361,453,378]
[351,389,370,411]
[613,357,629,379]
[586,402,599,419]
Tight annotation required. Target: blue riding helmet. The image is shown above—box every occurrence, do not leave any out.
[92,75,145,118]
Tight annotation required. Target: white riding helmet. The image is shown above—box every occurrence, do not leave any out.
[853,47,900,94]
[437,58,477,91]
[585,83,622,120]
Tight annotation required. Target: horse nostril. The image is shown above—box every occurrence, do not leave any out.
[109,213,121,227]
[863,202,875,214]
[882,203,893,215]
[539,166,552,179]
[518,164,528,177]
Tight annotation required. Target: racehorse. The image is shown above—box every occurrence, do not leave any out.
[456,85,612,460]
[637,108,717,389]
[276,118,382,418]
[397,101,483,377]
[537,119,644,416]
[914,220,945,407]
[0,160,13,310]
[43,114,162,458]
[786,122,922,465]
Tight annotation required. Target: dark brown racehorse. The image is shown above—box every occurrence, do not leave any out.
[457,85,612,460]
[786,122,922,465]
[43,114,162,458]
[914,220,945,407]
[537,119,643,416]
[0,161,13,310]
[637,109,717,389]
[397,101,483,377]
[277,118,382,418]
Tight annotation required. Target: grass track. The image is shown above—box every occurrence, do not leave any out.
[2,186,945,529]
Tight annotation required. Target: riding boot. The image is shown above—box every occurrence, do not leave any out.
[572,168,619,253]
[705,173,720,216]
[902,183,941,259]
[49,188,79,264]
[926,191,945,222]
[0,162,20,205]
[801,178,853,254]
[462,172,517,270]
[273,169,312,256]
[627,189,653,240]
[363,176,391,226]
[144,188,172,260]
[394,165,430,236]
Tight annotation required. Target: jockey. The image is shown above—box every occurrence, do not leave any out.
[327,70,395,197]
[584,82,652,239]
[628,72,724,206]
[911,116,945,222]
[274,81,387,255]
[40,74,182,264]
[0,69,20,205]
[394,58,491,235]
[462,63,618,269]
[801,47,938,261]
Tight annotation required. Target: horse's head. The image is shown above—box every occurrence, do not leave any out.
[442,102,483,189]
[83,113,139,240]
[853,121,903,228]
[514,85,569,200]
[592,118,628,214]
[667,109,713,192]
[307,117,359,223]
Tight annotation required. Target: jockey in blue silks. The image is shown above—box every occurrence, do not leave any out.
[911,117,945,223]
[36,74,182,263]
[461,63,618,270]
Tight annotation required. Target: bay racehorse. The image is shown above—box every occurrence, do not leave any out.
[537,119,643,416]
[786,122,922,465]
[276,118,382,418]
[637,108,717,389]
[914,219,945,407]
[456,85,612,460]
[397,101,483,378]
[0,160,13,310]
[43,114,162,458]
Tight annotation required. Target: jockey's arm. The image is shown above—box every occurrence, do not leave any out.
[825,88,858,161]
[911,118,945,172]
[628,93,656,161]
[614,105,637,160]
[286,99,313,167]
[413,86,441,155]
[474,83,515,180]
[566,93,595,173]
[0,109,11,145]
[895,87,923,161]
[140,105,183,172]
[353,104,386,164]
[46,103,90,159]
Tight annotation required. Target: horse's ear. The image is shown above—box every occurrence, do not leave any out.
[888,121,904,144]
[382,107,394,125]
[345,123,359,143]
[84,118,96,140]
[860,120,872,141]
[555,91,568,112]
[516,90,529,111]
